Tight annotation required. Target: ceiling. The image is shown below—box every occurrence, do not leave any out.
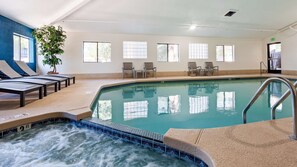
[1,0,297,38]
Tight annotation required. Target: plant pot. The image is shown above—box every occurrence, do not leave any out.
[47,71,59,74]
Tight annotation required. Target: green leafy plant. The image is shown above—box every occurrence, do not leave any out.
[33,25,67,73]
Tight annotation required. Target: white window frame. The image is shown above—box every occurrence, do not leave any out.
[123,41,147,59]
[217,91,236,111]
[189,96,209,114]
[13,33,31,63]
[189,43,208,59]
[124,101,148,120]
[216,45,235,62]
[83,41,111,63]
[157,43,180,62]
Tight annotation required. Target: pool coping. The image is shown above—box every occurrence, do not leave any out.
[1,74,297,167]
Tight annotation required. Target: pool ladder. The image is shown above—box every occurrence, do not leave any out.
[242,77,297,140]
[260,61,268,74]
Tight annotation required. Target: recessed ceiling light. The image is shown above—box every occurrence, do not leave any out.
[189,24,196,30]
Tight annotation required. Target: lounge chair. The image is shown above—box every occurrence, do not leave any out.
[122,62,135,78]
[15,61,75,85]
[188,62,201,76]
[1,78,57,97]
[204,62,219,76]
[144,62,157,78]
[0,82,43,107]
[0,60,67,89]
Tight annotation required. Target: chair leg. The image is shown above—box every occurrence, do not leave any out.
[44,86,47,96]
[20,92,25,107]
[39,87,43,99]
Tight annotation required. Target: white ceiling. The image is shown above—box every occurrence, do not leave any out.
[1,0,297,38]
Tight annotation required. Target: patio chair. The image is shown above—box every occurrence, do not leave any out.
[204,62,219,76]
[122,87,135,99]
[143,86,156,98]
[15,61,75,85]
[188,62,201,76]
[0,82,43,107]
[144,62,157,78]
[0,60,66,89]
[122,62,134,78]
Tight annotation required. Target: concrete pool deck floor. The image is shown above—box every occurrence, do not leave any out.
[0,74,297,167]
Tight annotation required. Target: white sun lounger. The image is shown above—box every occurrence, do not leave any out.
[0,60,68,89]
[15,60,75,85]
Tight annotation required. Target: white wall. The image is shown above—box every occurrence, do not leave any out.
[37,32,263,74]
[264,29,297,71]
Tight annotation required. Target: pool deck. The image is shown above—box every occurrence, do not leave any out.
[1,74,297,167]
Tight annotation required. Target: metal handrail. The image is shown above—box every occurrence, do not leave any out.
[260,61,267,74]
[242,77,297,140]
[271,81,297,119]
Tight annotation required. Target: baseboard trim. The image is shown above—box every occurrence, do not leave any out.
[72,70,261,79]
[282,70,297,75]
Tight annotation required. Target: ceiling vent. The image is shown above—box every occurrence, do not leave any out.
[224,10,237,17]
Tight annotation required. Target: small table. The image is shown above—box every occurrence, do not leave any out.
[134,70,144,78]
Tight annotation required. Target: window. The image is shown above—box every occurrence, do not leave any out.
[123,41,147,59]
[157,95,180,114]
[157,43,179,62]
[217,92,236,111]
[189,43,208,59]
[189,96,209,114]
[124,101,148,120]
[83,42,97,62]
[92,100,112,120]
[216,45,234,62]
[83,42,111,63]
[13,34,31,63]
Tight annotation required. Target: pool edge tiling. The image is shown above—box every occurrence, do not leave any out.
[1,74,297,167]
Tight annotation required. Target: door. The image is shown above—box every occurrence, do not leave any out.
[267,42,281,73]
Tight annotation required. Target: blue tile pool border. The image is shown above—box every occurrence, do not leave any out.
[0,117,207,167]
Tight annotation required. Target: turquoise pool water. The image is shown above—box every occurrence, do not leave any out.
[92,79,292,134]
[0,123,195,167]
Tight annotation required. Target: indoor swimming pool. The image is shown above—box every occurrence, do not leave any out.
[92,79,292,134]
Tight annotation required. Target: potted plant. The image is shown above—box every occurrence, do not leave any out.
[33,25,67,74]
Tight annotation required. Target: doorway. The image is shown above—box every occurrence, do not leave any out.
[267,42,281,73]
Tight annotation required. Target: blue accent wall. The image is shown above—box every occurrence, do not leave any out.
[0,15,36,74]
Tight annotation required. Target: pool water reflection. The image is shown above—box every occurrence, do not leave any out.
[92,79,292,134]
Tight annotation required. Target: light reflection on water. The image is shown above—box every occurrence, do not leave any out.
[92,79,291,134]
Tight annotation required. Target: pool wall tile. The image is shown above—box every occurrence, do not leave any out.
[166,146,180,158]
[180,151,195,162]
[130,136,142,145]
[79,118,207,166]
[113,130,122,138]
[122,133,131,141]
[141,138,154,148]
[153,142,166,152]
